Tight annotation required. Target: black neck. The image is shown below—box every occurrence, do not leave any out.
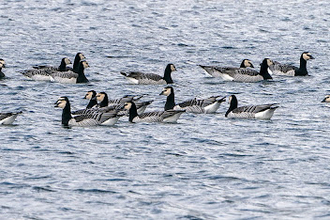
[76,63,89,83]
[165,92,175,111]
[86,97,97,109]
[62,102,72,126]
[58,59,67,71]
[163,65,173,84]
[128,103,138,122]
[99,94,109,107]
[239,60,245,68]
[73,55,81,72]
[294,56,308,76]
[225,96,238,117]
[0,68,4,78]
[260,60,272,79]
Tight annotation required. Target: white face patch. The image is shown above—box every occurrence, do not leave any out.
[82,61,90,69]
[79,53,85,60]
[85,92,93,100]
[244,60,252,68]
[124,102,132,110]
[228,96,232,104]
[96,93,105,102]
[64,58,72,65]
[303,53,312,60]
[170,64,176,71]
[56,99,67,109]
[0,59,5,65]
[162,88,171,96]
[325,95,330,102]
[266,59,274,66]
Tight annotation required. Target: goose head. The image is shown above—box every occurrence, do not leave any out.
[302,52,314,61]
[84,90,96,100]
[322,95,330,103]
[242,59,254,68]
[54,97,69,109]
[160,86,173,96]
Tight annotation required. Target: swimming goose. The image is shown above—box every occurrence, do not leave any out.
[225,95,278,119]
[321,95,330,103]
[96,92,153,115]
[54,97,119,126]
[199,59,254,77]
[120,63,176,84]
[50,60,89,83]
[268,52,314,76]
[0,60,5,78]
[71,52,86,73]
[0,111,22,125]
[22,57,72,81]
[205,58,273,82]
[160,86,226,114]
[124,101,185,123]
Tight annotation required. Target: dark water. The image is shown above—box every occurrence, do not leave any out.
[1,0,330,219]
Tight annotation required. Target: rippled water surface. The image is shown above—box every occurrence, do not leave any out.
[1,0,330,219]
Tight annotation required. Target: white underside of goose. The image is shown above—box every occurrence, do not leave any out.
[100,117,120,126]
[162,111,185,123]
[216,72,235,81]
[203,101,221,114]
[52,76,77,84]
[126,77,140,84]
[29,74,54,81]
[132,78,166,85]
[0,115,18,125]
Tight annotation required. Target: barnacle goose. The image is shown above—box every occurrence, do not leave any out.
[321,95,330,103]
[96,92,153,115]
[120,63,176,84]
[50,60,89,83]
[0,59,5,78]
[268,52,314,76]
[71,52,86,73]
[22,57,72,81]
[54,97,119,126]
[160,86,226,114]
[225,95,278,119]
[0,111,22,125]
[124,101,185,123]
[203,58,273,82]
[199,59,254,78]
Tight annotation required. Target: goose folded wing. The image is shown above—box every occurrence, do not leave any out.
[233,104,278,114]
[50,70,78,79]
[0,113,14,120]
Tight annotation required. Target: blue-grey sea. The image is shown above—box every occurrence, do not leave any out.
[1,0,330,219]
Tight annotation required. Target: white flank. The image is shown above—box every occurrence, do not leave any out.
[52,76,77,84]
[101,117,119,126]
[0,115,18,125]
[254,108,276,120]
[203,101,221,114]
[162,112,184,123]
